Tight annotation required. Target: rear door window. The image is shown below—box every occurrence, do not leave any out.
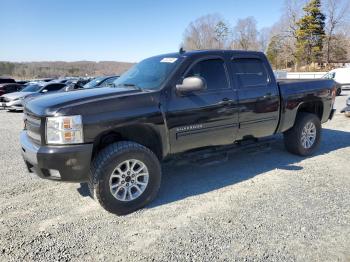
[232,58,270,88]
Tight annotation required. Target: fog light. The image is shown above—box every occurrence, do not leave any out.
[49,169,61,179]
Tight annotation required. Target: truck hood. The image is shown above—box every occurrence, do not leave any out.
[25,87,144,116]
[3,92,35,101]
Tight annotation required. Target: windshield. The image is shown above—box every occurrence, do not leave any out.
[112,55,182,90]
[21,84,42,92]
[323,72,335,79]
[83,77,105,89]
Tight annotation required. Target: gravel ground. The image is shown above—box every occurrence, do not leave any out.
[0,92,349,261]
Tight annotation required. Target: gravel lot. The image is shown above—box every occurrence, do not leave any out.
[0,91,349,261]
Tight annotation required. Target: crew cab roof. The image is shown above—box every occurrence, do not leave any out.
[162,49,266,60]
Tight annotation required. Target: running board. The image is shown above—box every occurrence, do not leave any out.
[169,137,276,166]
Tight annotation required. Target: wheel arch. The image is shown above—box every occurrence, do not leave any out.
[296,101,324,120]
[92,124,164,160]
[279,100,324,133]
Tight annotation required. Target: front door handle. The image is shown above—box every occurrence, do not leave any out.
[263,92,273,99]
[221,97,233,103]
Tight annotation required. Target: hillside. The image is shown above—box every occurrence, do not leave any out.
[0,61,135,79]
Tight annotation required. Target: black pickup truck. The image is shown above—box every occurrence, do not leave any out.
[21,50,336,215]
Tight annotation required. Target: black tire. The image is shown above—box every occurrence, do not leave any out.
[336,88,341,96]
[283,113,321,156]
[89,141,161,215]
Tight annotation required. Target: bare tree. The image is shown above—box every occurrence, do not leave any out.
[265,0,305,70]
[323,0,350,65]
[232,17,259,50]
[182,14,231,50]
[258,27,271,52]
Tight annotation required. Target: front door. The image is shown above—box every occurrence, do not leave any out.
[165,57,239,154]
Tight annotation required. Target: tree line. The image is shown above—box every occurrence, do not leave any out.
[182,0,350,71]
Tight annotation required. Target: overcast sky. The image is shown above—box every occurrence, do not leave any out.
[0,0,284,62]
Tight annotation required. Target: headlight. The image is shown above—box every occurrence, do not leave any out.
[46,115,83,144]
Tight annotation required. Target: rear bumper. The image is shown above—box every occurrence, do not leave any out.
[20,131,93,182]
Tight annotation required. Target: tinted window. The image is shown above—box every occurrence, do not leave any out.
[232,58,269,87]
[45,84,65,92]
[186,59,229,91]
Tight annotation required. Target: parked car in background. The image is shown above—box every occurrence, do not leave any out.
[16,80,29,85]
[0,77,16,84]
[0,83,24,96]
[1,82,66,111]
[323,68,350,93]
[83,75,119,89]
[33,78,55,83]
[341,97,350,117]
[63,78,93,91]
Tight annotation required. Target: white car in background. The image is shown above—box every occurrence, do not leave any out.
[0,82,66,111]
[323,68,350,90]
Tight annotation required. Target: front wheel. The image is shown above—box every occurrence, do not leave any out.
[283,113,321,156]
[89,141,161,215]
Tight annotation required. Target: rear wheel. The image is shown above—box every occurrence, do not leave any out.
[89,141,161,215]
[283,113,321,156]
[336,88,341,96]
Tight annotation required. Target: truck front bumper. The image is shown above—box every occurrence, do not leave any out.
[20,131,93,182]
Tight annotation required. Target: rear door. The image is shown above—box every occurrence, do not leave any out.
[166,57,239,154]
[230,55,280,139]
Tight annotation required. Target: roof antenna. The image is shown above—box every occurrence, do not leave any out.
[179,47,185,54]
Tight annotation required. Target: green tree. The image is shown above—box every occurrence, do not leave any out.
[295,0,326,67]
[266,36,283,69]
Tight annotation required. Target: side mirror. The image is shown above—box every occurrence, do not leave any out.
[41,89,48,93]
[176,76,206,94]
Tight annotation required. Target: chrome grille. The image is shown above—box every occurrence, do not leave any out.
[24,113,42,143]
